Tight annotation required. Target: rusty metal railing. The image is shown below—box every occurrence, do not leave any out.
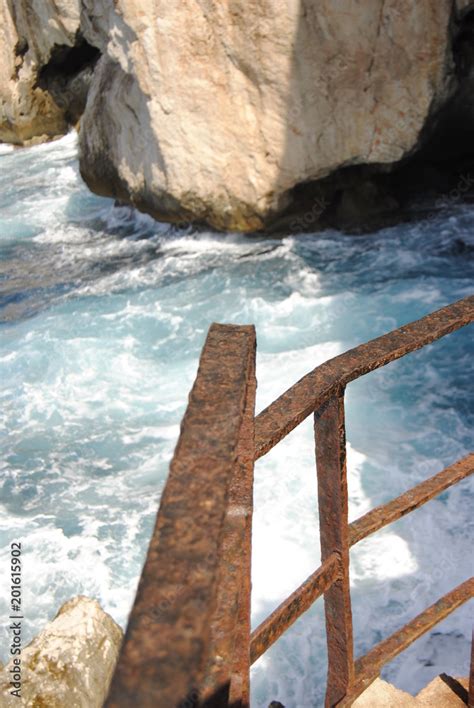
[106,324,257,708]
[106,296,474,707]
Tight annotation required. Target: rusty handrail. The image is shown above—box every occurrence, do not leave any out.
[106,324,256,708]
[107,296,473,708]
[255,295,474,459]
[249,457,474,668]
[250,553,340,664]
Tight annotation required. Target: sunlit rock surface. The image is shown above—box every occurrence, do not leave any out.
[353,675,470,707]
[0,596,122,708]
[416,675,470,706]
[78,0,456,230]
[0,0,97,145]
[2,0,474,227]
[353,679,417,707]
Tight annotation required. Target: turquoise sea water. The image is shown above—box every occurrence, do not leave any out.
[0,134,473,706]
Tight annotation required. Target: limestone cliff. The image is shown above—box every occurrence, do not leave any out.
[79,0,456,230]
[1,1,474,230]
[0,0,99,145]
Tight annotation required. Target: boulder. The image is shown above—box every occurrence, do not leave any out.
[416,674,469,706]
[78,0,456,230]
[353,678,417,706]
[0,596,123,708]
[352,674,470,707]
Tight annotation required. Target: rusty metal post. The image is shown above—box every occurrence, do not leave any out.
[105,323,256,708]
[227,352,256,707]
[314,390,354,707]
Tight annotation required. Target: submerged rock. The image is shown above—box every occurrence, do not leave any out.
[0,596,122,708]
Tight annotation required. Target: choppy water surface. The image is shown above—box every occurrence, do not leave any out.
[0,134,473,707]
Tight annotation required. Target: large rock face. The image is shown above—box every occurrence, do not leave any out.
[78,0,457,230]
[0,596,122,707]
[1,0,474,229]
[0,0,98,145]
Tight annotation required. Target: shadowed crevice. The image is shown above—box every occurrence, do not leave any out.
[37,35,101,125]
[439,672,469,704]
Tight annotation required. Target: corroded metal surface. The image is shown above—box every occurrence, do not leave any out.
[337,578,474,707]
[349,453,474,546]
[105,324,256,708]
[255,296,474,459]
[203,347,257,707]
[249,552,339,664]
[315,393,354,707]
[228,353,256,708]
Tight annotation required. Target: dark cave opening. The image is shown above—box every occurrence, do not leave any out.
[37,36,101,125]
[413,7,474,167]
[39,39,101,82]
[14,38,28,57]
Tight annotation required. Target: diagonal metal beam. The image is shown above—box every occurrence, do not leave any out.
[250,552,339,665]
[255,296,474,459]
[349,453,474,546]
